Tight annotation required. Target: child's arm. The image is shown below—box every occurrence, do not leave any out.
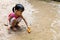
[21,15,28,27]
[9,16,12,22]
[21,15,31,33]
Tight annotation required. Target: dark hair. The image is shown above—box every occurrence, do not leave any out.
[12,4,24,12]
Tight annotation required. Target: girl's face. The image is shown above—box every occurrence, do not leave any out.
[15,10,22,16]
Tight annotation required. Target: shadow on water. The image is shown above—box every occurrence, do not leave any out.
[8,25,26,34]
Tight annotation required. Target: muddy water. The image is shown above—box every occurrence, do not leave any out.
[0,0,60,40]
[29,1,60,40]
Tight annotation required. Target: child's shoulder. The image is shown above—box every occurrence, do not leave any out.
[9,12,15,17]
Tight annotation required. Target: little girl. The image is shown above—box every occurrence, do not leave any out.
[8,4,28,31]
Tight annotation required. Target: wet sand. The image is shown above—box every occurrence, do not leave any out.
[0,0,60,40]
